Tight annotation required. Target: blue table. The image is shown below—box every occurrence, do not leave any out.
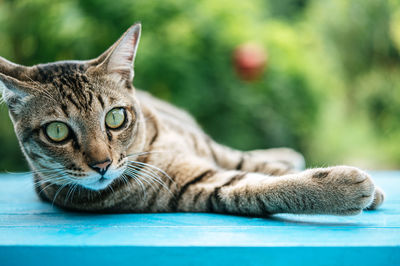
[0,172,399,266]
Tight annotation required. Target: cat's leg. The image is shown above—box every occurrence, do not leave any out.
[206,140,304,175]
[172,164,381,215]
[241,148,305,172]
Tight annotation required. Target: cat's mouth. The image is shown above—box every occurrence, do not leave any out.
[75,168,125,191]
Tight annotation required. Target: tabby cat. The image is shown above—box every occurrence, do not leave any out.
[0,23,384,215]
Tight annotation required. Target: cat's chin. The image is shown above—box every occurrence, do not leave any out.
[77,168,125,191]
[80,177,115,191]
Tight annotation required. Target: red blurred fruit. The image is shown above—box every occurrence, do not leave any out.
[233,43,267,81]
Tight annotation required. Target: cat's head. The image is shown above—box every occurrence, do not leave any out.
[0,23,146,190]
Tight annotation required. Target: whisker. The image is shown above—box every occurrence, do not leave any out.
[33,171,70,186]
[120,174,129,185]
[52,182,71,206]
[124,169,157,191]
[128,160,175,184]
[128,175,146,200]
[35,176,68,190]
[64,183,76,204]
[126,165,172,194]
[6,167,66,176]
[69,183,80,203]
[66,182,81,204]
[108,182,115,194]
[37,175,70,194]
[24,74,58,103]
[126,150,169,158]
[134,175,147,200]
[33,174,69,188]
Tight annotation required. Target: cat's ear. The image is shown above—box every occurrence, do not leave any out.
[94,23,141,82]
[0,73,32,114]
[0,57,33,114]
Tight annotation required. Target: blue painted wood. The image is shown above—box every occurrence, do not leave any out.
[0,172,399,266]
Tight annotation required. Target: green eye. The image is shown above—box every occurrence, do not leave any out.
[45,122,69,142]
[105,108,126,129]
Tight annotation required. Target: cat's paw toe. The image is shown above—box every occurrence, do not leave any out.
[338,167,375,213]
[312,166,375,215]
[366,186,385,210]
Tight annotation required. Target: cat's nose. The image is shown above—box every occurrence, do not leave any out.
[89,159,112,176]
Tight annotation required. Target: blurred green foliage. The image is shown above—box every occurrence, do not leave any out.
[0,0,399,171]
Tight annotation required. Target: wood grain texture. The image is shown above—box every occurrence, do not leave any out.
[0,172,399,265]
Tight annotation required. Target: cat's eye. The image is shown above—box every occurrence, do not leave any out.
[105,108,126,129]
[45,122,69,142]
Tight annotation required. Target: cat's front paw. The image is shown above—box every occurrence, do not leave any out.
[311,166,375,215]
[366,186,385,210]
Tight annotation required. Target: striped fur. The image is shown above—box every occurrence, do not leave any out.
[0,24,384,215]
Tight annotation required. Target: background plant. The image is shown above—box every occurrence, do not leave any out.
[0,0,399,171]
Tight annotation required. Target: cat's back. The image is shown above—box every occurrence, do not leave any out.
[136,89,202,131]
